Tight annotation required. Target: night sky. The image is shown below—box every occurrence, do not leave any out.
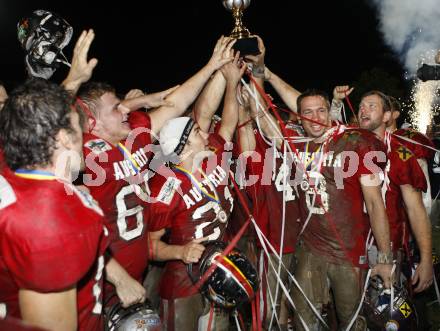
[0,0,406,101]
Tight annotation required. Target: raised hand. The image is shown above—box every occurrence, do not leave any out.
[62,29,98,94]
[333,85,354,102]
[244,35,266,68]
[207,36,236,71]
[125,89,144,100]
[220,51,246,87]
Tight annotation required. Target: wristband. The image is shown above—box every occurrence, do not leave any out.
[252,65,265,78]
[377,251,393,264]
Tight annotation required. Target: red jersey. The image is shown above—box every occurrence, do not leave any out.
[0,317,48,331]
[224,126,254,242]
[296,127,387,267]
[223,162,253,242]
[393,128,435,160]
[383,135,428,251]
[0,173,108,331]
[148,133,234,299]
[247,129,300,254]
[83,111,153,305]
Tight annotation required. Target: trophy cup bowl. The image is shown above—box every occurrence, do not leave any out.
[222,0,259,55]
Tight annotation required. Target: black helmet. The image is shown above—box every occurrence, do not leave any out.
[106,301,162,331]
[17,9,73,79]
[189,241,259,309]
[363,277,418,331]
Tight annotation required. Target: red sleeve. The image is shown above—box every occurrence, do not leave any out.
[394,129,435,160]
[129,111,152,130]
[389,149,427,192]
[2,212,101,292]
[0,178,104,293]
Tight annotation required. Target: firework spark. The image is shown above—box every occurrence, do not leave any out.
[410,80,440,133]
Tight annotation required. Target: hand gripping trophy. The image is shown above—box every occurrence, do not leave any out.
[222,0,259,55]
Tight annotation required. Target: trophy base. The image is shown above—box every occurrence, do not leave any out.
[233,37,260,56]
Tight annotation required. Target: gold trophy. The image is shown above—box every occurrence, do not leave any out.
[222,0,259,55]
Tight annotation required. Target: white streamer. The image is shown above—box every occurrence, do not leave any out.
[252,217,313,331]
[268,142,289,330]
[393,134,440,154]
[344,269,372,331]
[249,215,329,329]
[234,312,242,331]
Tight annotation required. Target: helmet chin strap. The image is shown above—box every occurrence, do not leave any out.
[56,50,71,67]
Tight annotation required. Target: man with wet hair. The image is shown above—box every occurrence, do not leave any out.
[0,78,107,331]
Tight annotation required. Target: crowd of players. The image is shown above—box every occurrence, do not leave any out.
[1,9,440,331]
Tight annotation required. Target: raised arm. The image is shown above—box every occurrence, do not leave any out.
[246,36,287,149]
[330,85,354,123]
[237,86,256,152]
[218,52,246,142]
[148,37,235,136]
[193,70,226,132]
[264,68,301,113]
[118,85,179,112]
[248,36,300,111]
[62,30,98,95]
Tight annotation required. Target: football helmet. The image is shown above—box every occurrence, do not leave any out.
[363,277,418,331]
[188,241,259,309]
[106,301,162,331]
[17,9,73,79]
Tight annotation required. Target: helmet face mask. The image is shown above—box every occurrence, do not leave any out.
[17,10,73,79]
[189,241,259,309]
[106,301,162,331]
[363,277,418,331]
